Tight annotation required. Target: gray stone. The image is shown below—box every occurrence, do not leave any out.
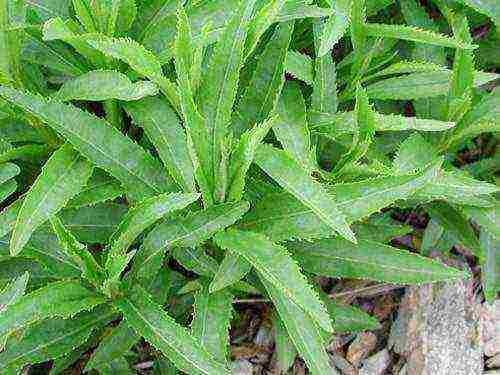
[359,349,391,375]
[482,300,500,357]
[231,359,254,375]
[388,278,483,375]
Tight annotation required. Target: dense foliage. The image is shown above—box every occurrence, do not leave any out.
[0,0,498,373]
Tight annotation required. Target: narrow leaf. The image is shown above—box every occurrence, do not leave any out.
[114,284,230,375]
[54,70,158,102]
[288,238,467,284]
[0,86,176,201]
[0,280,105,339]
[214,229,333,333]
[125,97,195,192]
[10,144,93,255]
[255,144,356,243]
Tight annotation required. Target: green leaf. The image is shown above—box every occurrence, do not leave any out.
[277,1,333,22]
[273,81,315,171]
[0,179,16,203]
[232,21,294,136]
[0,280,105,339]
[136,201,249,284]
[332,85,375,176]
[326,300,381,333]
[227,118,275,202]
[455,0,500,28]
[197,0,257,201]
[260,277,331,375]
[114,284,231,375]
[214,229,333,333]
[463,203,499,238]
[449,87,500,147]
[87,36,179,110]
[0,306,114,373]
[481,230,499,302]
[0,86,176,201]
[364,70,499,100]
[255,144,356,243]
[10,143,93,255]
[0,162,19,185]
[238,160,440,241]
[273,312,296,373]
[85,320,138,371]
[172,247,219,277]
[317,5,350,58]
[364,23,477,49]
[285,50,314,85]
[426,201,482,258]
[309,110,455,134]
[288,238,467,284]
[174,5,213,206]
[50,215,104,286]
[107,192,199,262]
[209,253,252,293]
[312,19,338,113]
[54,70,158,102]
[191,280,233,362]
[244,0,286,59]
[0,272,29,313]
[125,96,195,192]
[66,170,123,208]
[413,170,499,207]
[392,133,438,175]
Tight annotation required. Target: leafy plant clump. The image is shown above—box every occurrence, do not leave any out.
[0,0,498,373]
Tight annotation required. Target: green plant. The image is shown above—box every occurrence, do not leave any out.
[0,0,498,373]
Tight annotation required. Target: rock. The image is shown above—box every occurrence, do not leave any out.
[487,354,500,369]
[388,278,483,375]
[482,300,500,357]
[231,359,254,375]
[329,352,357,375]
[346,332,377,366]
[359,349,391,375]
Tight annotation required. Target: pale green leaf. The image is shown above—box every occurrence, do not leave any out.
[364,23,477,49]
[288,238,467,284]
[66,170,123,209]
[273,312,296,373]
[462,203,499,238]
[326,300,381,333]
[238,160,441,241]
[85,320,138,371]
[392,133,438,175]
[0,306,114,373]
[172,246,218,277]
[214,229,333,333]
[0,86,176,201]
[50,215,104,286]
[114,284,230,375]
[273,81,315,171]
[87,36,179,110]
[197,0,257,201]
[0,271,28,313]
[0,162,19,185]
[481,230,500,302]
[107,192,199,261]
[0,280,106,339]
[365,70,499,100]
[309,110,455,134]
[227,118,275,202]
[191,280,233,362]
[260,277,331,375]
[54,70,158,102]
[255,144,356,243]
[209,253,251,293]
[232,21,293,137]
[135,201,249,284]
[10,143,93,255]
[426,201,482,258]
[285,50,313,85]
[125,96,195,192]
